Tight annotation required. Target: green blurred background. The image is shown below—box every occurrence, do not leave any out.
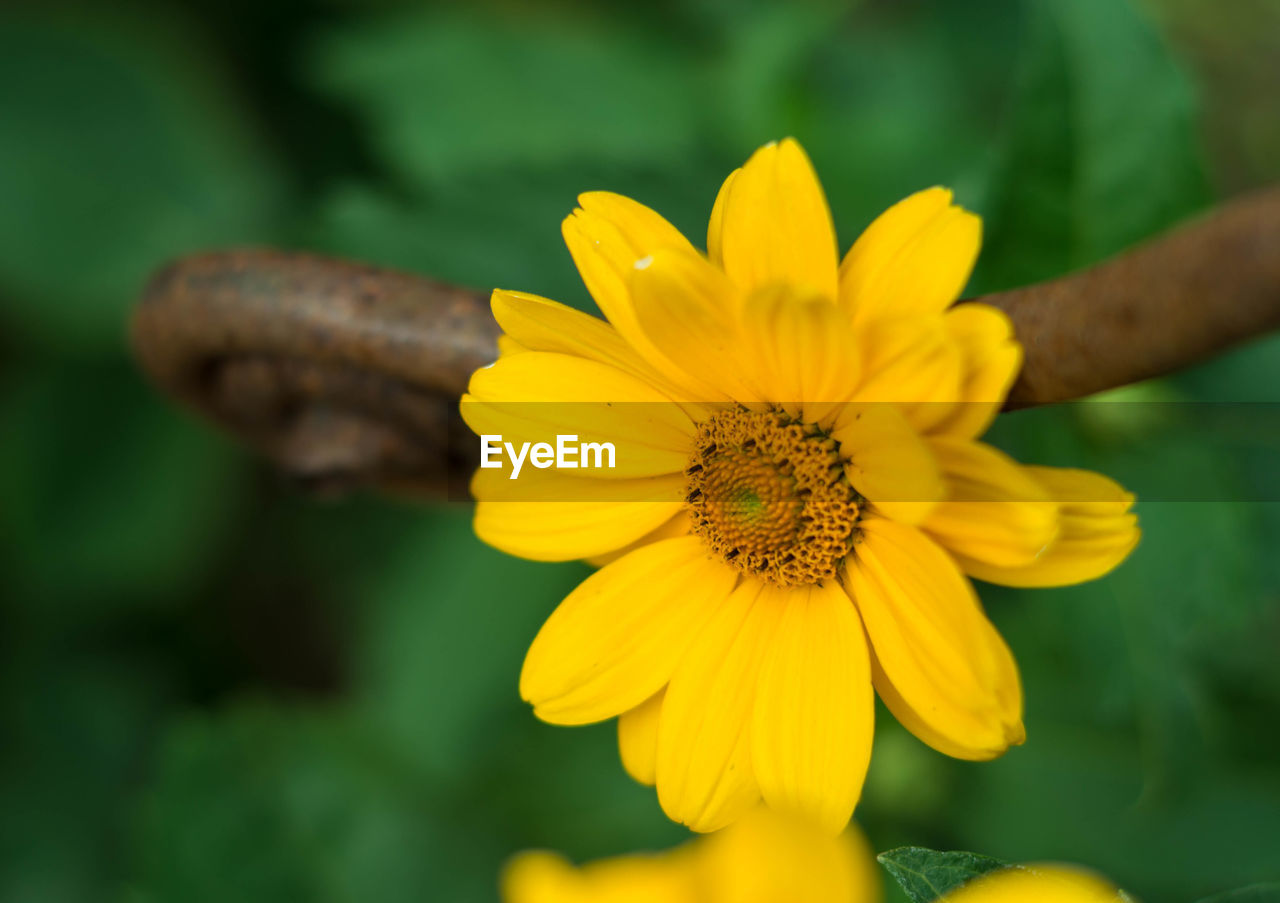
[2,0,1279,901]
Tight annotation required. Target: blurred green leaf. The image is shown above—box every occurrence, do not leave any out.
[861,721,956,828]
[351,508,583,783]
[314,179,589,306]
[134,703,493,903]
[309,9,702,189]
[0,363,246,613]
[877,847,1008,902]
[0,7,285,350]
[802,1,1009,241]
[475,715,689,863]
[0,642,178,903]
[977,0,1209,290]
[709,1,850,152]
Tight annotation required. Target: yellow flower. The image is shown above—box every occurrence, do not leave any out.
[944,866,1126,903]
[501,808,880,903]
[462,138,1140,833]
[501,808,1123,903]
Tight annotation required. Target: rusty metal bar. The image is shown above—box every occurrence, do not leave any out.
[131,186,1280,497]
[974,185,1280,408]
[131,251,498,498]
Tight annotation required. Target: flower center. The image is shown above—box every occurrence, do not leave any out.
[685,407,861,587]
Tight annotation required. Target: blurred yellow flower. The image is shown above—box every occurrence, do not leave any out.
[944,864,1126,902]
[501,808,880,903]
[462,138,1139,833]
[501,808,1124,903]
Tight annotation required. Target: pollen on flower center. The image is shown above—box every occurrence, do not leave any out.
[685,407,861,587]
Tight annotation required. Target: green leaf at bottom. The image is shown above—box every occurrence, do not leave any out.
[877,847,1009,903]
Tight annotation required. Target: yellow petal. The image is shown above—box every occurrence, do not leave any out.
[629,248,760,402]
[618,689,665,786]
[491,289,664,380]
[750,582,874,833]
[657,580,780,832]
[740,287,861,424]
[471,462,686,503]
[929,303,1023,439]
[494,289,720,421]
[851,316,964,434]
[959,467,1140,587]
[717,139,839,301]
[462,351,695,479]
[497,334,527,358]
[577,191,694,253]
[697,808,882,903]
[839,186,981,325]
[941,864,1124,903]
[470,467,685,561]
[922,438,1060,568]
[832,402,945,525]
[562,192,696,334]
[562,193,718,398]
[845,517,1024,760]
[586,511,691,568]
[706,167,740,269]
[475,500,682,562]
[520,537,737,725]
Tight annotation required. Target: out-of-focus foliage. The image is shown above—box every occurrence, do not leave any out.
[976,0,1208,289]
[0,1,1278,902]
[0,10,287,351]
[1195,888,1280,903]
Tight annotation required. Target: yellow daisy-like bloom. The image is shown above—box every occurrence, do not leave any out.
[462,138,1140,833]
[501,808,1123,903]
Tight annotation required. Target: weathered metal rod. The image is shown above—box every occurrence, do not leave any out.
[975,185,1280,408]
[131,252,498,498]
[131,186,1280,496]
